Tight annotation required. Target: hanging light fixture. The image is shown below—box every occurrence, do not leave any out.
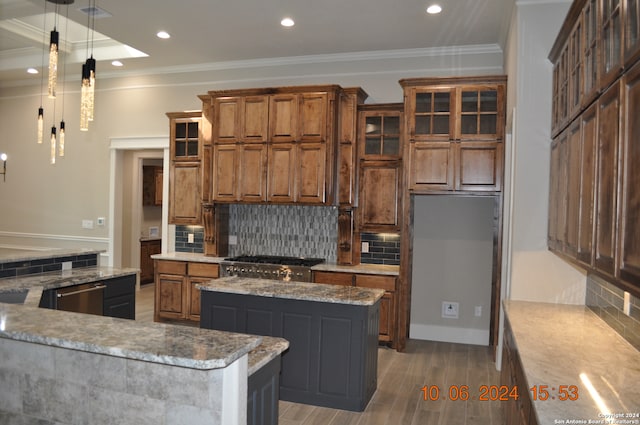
[50,126,57,164]
[58,3,70,158]
[47,27,59,98]
[80,0,97,130]
[37,1,48,144]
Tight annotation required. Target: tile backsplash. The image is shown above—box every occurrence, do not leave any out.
[227,204,338,262]
[360,233,400,265]
[585,274,640,351]
[175,225,205,253]
[0,253,99,279]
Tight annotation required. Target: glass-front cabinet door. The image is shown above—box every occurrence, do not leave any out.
[600,0,623,87]
[457,87,501,140]
[626,0,640,65]
[408,88,452,140]
[359,104,403,159]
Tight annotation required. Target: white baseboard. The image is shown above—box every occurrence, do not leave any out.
[409,323,490,346]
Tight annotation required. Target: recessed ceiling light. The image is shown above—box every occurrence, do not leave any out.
[112,60,123,67]
[157,31,171,39]
[281,17,295,27]
[426,4,442,14]
[27,68,39,75]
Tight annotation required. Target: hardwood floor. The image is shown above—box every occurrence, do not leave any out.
[135,284,503,425]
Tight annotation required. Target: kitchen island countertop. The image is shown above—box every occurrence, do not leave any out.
[198,275,385,305]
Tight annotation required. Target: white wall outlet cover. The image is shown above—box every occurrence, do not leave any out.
[362,242,369,253]
[229,235,238,245]
[82,219,94,229]
[442,301,459,319]
[187,233,194,244]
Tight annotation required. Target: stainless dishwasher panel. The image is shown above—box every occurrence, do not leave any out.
[56,282,106,316]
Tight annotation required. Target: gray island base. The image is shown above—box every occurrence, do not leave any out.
[0,302,279,425]
[199,276,384,412]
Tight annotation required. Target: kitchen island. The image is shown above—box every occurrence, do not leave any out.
[199,276,385,412]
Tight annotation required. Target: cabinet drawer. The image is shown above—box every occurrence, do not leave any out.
[188,262,219,278]
[313,271,354,286]
[355,274,396,291]
[156,260,187,275]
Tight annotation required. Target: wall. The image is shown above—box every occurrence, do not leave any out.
[0,47,503,253]
[410,196,495,345]
[503,0,586,304]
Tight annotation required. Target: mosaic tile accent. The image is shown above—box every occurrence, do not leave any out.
[586,274,640,351]
[175,225,205,253]
[360,233,401,266]
[0,254,98,279]
[227,204,338,262]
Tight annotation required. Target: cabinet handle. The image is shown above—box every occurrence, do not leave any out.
[57,284,106,298]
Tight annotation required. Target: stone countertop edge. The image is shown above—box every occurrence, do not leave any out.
[503,300,640,424]
[151,252,399,275]
[0,303,262,370]
[248,336,289,376]
[198,276,385,305]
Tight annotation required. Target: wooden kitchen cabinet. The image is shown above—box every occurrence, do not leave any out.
[594,82,621,276]
[626,0,640,65]
[140,239,161,284]
[576,104,598,266]
[400,76,505,193]
[357,104,403,232]
[312,270,398,345]
[142,166,162,206]
[618,62,640,288]
[565,121,582,258]
[167,111,204,225]
[154,260,219,322]
[600,0,624,88]
[207,85,340,205]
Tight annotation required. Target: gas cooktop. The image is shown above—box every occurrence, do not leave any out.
[220,255,325,282]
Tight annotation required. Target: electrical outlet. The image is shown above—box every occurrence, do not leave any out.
[82,219,94,229]
[187,233,194,244]
[362,242,369,253]
[62,261,72,271]
[229,235,238,245]
[442,301,459,319]
[475,306,482,317]
[624,292,631,316]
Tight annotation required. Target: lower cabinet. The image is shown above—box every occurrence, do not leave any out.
[313,271,397,346]
[501,318,538,425]
[140,239,161,284]
[247,356,281,425]
[200,291,379,412]
[154,260,219,322]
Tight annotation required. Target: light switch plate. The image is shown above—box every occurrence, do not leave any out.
[82,219,94,229]
[187,233,194,244]
[361,242,369,253]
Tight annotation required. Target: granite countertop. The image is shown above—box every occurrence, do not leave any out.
[504,301,640,424]
[152,252,399,276]
[198,275,385,305]
[0,266,139,307]
[248,336,289,376]
[0,302,262,370]
[311,262,399,276]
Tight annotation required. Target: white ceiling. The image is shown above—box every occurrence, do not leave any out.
[0,0,515,87]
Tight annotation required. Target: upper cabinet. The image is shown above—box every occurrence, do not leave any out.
[206,86,340,205]
[548,0,640,296]
[167,111,204,225]
[357,104,403,232]
[400,76,506,193]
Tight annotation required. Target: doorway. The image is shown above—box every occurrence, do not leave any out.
[108,137,170,289]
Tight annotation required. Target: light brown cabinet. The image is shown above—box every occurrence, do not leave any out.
[207,86,339,205]
[312,270,398,345]
[400,77,505,193]
[154,260,219,322]
[167,112,204,225]
[140,239,161,284]
[357,104,403,232]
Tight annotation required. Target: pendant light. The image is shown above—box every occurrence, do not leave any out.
[80,0,97,130]
[47,26,59,98]
[37,1,48,144]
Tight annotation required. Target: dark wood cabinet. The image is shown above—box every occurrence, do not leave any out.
[154,260,219,322]
[618,61,640,287]
[359,161,401,231]
[142,166,162,206]
[400,77,505,193]
[549,0,640,296]
[103,275,136,320]
[595,82,621,276]
[140,239,161,284]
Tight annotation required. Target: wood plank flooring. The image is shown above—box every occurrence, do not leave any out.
[135,284,503,425]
